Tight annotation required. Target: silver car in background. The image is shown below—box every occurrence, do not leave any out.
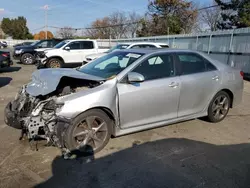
[5,49,243,157]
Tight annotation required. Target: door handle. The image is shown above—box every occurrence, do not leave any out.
[169,82,179,88]
[212,76,219,80]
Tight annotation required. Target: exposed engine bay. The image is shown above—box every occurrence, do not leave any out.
[4,77,103,155]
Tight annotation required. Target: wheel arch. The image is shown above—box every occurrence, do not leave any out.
[220,89,234,108]
[73,107,117,135]
[46,56,65,64]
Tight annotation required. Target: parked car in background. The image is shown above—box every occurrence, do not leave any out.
[0,41,8,49]
[13,41,34,48]
[5,49,243,157]
[0,50,12,68]
[13,38,63,65]
[35,39,109,68]
[84,42,169,63]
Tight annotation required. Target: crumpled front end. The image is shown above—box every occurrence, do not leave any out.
[4,76,105,155]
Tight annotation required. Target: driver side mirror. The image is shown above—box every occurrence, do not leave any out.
[64,46,70,50]
[127,72,145,83]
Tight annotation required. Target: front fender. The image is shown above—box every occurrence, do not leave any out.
[56,79,119,122]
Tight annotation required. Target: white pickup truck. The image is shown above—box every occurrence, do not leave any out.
[35,39,109,68]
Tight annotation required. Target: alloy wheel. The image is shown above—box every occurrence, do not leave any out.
[49,60,61,68]
[73,116,109,152]
[23,55,33,64]
[211,95,229,121]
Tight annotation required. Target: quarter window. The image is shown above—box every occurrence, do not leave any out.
[132,54,175,81]
[177,53,216,75]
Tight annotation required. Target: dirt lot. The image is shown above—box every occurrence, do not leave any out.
[0,62,250,188]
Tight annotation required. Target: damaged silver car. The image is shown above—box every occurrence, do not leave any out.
[4,49,243,157]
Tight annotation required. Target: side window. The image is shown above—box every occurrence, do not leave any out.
[177,53,207,75]
[206,60,217,71]
[131,44,157,49]
[39,41,48,48]
[81,41,94,49]
[132,54,175,81]
[131,45,140,49]
[140,44,157,48]
[67,42,81,50]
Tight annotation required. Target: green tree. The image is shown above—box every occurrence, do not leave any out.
[215,0,250,29]
[137,0,198,36]
[1,16,33,39]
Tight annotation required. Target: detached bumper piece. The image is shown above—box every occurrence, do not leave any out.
[35,60,47,69]
[4,102,22,129]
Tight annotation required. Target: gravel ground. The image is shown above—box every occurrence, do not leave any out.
[0,62,250,188]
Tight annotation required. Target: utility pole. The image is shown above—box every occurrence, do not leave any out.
[43,5,49,39]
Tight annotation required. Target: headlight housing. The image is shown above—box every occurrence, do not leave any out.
[15,49,23,54]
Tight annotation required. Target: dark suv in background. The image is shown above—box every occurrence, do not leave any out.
[13,38,63,65]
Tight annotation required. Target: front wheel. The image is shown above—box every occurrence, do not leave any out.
[21,53,35,65]
[207,91,231,123]
[64,109,112,154]
[46,58,62,68]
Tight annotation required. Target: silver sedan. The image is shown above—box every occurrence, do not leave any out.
[5,49,244,156]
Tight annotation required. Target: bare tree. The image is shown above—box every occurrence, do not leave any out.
[127,12,142,38]
[200,7,221,31]
[57,27,76,39]
[109,11,128,39]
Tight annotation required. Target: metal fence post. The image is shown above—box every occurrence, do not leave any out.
[227,29,235,65]
[208,34,212,54]
[196,35,199,50]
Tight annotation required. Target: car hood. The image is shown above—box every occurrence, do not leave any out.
[35,48,52,52]
[15,45,35,50]
[26,68,105,96]
[86,53,107,60]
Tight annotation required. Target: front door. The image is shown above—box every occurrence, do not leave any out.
[176,52,220,117]
[117,54,181,129]
[63,41,83,63]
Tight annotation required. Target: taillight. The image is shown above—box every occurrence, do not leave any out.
[2,53,8,57]
[240,71,244,78]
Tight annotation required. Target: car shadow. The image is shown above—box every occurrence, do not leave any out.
[0,77,12,87]
[35,138,250,188]
[0,66,21,73]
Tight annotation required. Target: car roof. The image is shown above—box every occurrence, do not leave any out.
[116,48,199,54]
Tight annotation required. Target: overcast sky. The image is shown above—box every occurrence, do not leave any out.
[0,0,212,34]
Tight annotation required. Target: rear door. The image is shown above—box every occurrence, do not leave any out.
[63,41,82,63]
[176,52,220,117]
[79,41,97,61]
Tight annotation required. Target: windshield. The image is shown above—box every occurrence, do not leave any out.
[54,41,68,49]
[30,41,40,46]
[106,44,130,53]
[78,51,144,79]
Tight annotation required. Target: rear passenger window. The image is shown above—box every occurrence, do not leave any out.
[81,41,94,49]
[177,53,216,75]
[133,54,175,81]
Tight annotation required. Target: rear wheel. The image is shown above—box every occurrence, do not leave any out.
[64,109,112,154]
[207,91,230,123]
[21,53,35,65]
[46,58,62,68]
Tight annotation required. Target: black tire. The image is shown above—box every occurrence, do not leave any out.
[64,109,112,154]
[207,91,231,123]
[21,53,35,65]
[46,58,63,68]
